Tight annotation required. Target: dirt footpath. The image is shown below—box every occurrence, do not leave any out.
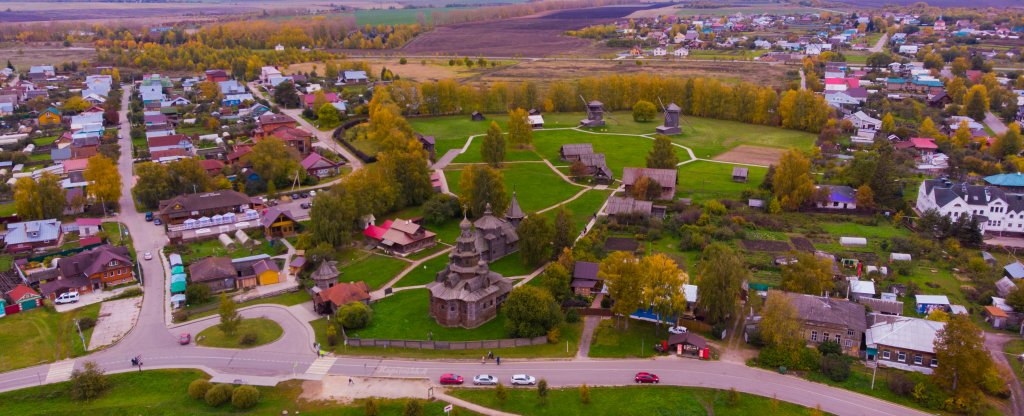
[300,376,431,403]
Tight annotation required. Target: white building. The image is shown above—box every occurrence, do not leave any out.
[260,66,282,84]
[673,48,689,57]
[652,47,667,57]
[916,179,1024,234]
[844,111,882,130]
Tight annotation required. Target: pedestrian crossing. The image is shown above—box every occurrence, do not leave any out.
[305,357,336,376]
[45,360,76,383]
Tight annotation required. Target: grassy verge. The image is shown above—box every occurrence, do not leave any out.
[1005,340,1024,388]
[335,252,410,290]
[346,289,507,341]
[0,368,458,415]
[394,255,448,287]
[445,162,581,213]
[450,385,820,416]
[196,318,284,349]
[0,303,101,372]
[187,291,310,320]
[588,319,667,358]
[487,252,536,277]
[171,237,287,264]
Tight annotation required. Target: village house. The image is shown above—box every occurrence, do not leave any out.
[205,69,230,83]
[570,261,602,296]
[622,168,678,200]
[605,196,666,220]
[775,291,866,357]
[260,66,283,84]
[301,152,343,179]
[915,178,1024,235]
[865,315,943,373]
[313,281,371,315]
[37,107,61,127]
[4,219,63,253]
[147,134,193,155]
[340,70,369,84]
[815,185,858,210]
[189,256,238,293]
[261,207,298,238]
[365,219,437,256]
[415,133,436,159]
[844,111,882,131]
[39,244,134,301]
[253,113,312,156]
[302,92,340,110]
[158,190,254,225]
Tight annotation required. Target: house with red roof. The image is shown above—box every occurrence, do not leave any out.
[301,152,343,179]
[363,219,395,241]
[198,159,225,176]
[302,92,340,110]
[147,134,194,154]
[909,138,938,155]
[6,284,42,311]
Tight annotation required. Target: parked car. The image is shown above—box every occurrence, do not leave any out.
[154,218,163,226]
[473,374,498,385]
[300,202,310,209]
[439,374,464,385]
[510,374,536,386]
[668,326,688,335]
[179,333,191,345]
[145,212,153,221]
[143,252,152,260]
[634,372,659,384]
[54,291,79,304]
[291,193,300,199]
[300,191,309,198]
[309,190,317,197]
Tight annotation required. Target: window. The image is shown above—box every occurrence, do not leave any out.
[898,351,907,362]
[845,339,852,348]
[109,260,117,267]
[835,335,841,345]
[847,329,854,337]
[914,355,923,365]
[810,331,817,342]
[882,350,891,360]
[930,358,938,367]
[823,332,829,342]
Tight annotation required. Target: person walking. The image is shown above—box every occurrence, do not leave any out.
[496,356,501,366]
[481,355,486,364]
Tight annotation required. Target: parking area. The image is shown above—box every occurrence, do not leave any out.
[87,296,143,350]
[54,284,141,313]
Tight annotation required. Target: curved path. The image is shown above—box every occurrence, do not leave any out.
[0,87,932,416]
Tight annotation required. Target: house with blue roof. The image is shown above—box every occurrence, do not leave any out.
[341,71,368,84]
[984,173,1024,190]
[815,185,858,210]
[4,219,63,253]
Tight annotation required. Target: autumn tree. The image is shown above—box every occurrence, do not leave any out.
[366,89,416,153]
[61,96,91,113]
[538,262,572,302]
[197,81,223,103]
[772,149,814,210]
[518,213,555,267]
[599,251,644,328]
[377,141,433,209]
[646,135,679,169]
[480,121,506,168]
[951,120,973,148]
[778,89,830,133]
[933,314,999,406]
[218,293,242,336]
[272,80,301,108]
[132,162,174,209]
[640,254,689,328]
[992,124,1022,159]
[759,291,803,363]
[458,164,509,218]
[963,84,989,121]
[696,243,748,324]
[83,155,121,210]
[504,286,562,338]
[918,116,944,141]
[781,251,834,295]
[14,173,65,220]
[631,176,664,201]
[569,160,588,179]
[880,112,895,134]
[854,184,875,210]
[946,77,967,104]
[507,108,533,148]
[244,137,305,188]
[552,206,576,258]
[632,100,657,122]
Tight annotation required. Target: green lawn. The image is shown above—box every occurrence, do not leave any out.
[0,368,457,415]
[172,237,288,264]
[670,117,816,159]
[188,291,310,320]
[196,318,284,349]
[335,252,411,290]
[29,153,51,162]
[677,160,767,202]
[531,129,690,177]
[541,189,611,232]
[345,289,508,341]
[1006,340,1024,387]
[394,254,448,287]
[804,363,934,414]
[0,303,101,372]
[451,385,819,416]
[33,135,59,145]
[445,163,581,213]
[589,319,667,359]
[354,7,477,25]
[0,202,16,217]
[451,137,542,164]
[487,252,535,277]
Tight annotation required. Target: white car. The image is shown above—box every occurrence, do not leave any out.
[143,252,152,260]
[510,374,536,386]
[473,374,498,386]
[668,326,688,335]
[54,291,79,304]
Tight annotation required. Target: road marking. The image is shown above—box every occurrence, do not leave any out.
[44,360,75,384]
[305,357,336,376]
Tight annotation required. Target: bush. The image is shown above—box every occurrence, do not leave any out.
[239,331,259,346]
[727,387,741,407]
[600,296,612,309]
[546,327,560,343]
[495,382,508,403]
[403,399,423,416]
[579,384,590,404]
[326,324,339,346]
[186,284,212,305]
[78,316,97,330]
[108,287,143,300]
[364,397,379,415]
[565,308,580,323]
[172,309,189,323]
[205,383,233,407]
[817,340,842,356]
[819,355,851,382]
[188,379,212,400]
[887,372,914,396]
[68,361,109,401]
[231,385,260,409]
[336,301,373,330]
[537,378,548,401]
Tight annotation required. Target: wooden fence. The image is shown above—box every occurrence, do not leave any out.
[345,335,548,350]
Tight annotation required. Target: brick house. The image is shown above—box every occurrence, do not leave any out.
[775,291,867,357]
[253,113,312,156]
[865,315,944,373]
[40,245,134,300]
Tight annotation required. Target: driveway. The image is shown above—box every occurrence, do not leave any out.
[986,111,1010,136]
[87,296,143,351]
[985,332,1024,416]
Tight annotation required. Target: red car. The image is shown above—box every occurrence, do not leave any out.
[439,374,464,385]
[179,333,191,345]
[635,372,659,384]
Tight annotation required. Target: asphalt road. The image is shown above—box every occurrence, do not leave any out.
[0,84,937,416]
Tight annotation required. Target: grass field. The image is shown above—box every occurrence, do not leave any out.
[346,289,509,341]
[394,254,448,287]
[532,129,690,177]
[196,318,284,349]
[1006,340,1024,385]
[0,303,100,372]
[0,368,456,415]
[445,163,582,214]
[671,117,816,158]
[677,160,767,202]
[487,252,535,277]
[588,319,666,359]
[541,189,611,232]
[187,291,310,320]
[172,237,287,264]
[353,7,473,26]
[33,135,59,145]
[335,252,410,290]
[0,202,16,217]
[450,385,819,416]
